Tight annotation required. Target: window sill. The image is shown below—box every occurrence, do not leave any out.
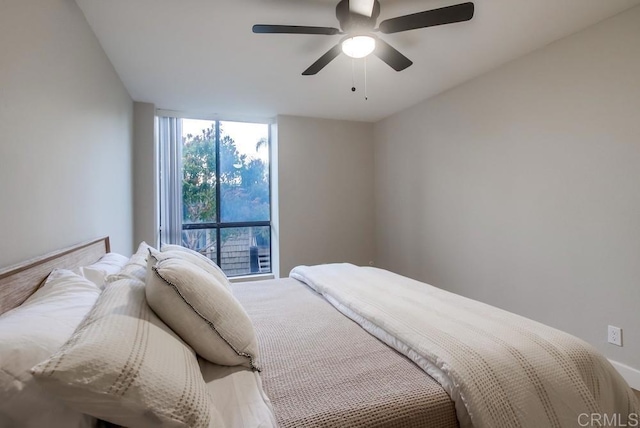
[229,273,275,283]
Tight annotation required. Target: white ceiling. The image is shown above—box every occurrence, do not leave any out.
[76,0,640,122]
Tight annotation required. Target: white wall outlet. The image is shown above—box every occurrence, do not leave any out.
[608,325,622,347]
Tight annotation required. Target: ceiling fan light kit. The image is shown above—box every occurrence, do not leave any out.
[341,35,376,59]
[253,0,474,75]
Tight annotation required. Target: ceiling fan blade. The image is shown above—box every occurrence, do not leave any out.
[378,2,474,34]
[302,44,342,75]
[252,25,340,35]
[373,39,413,71]
[349,0,375,17]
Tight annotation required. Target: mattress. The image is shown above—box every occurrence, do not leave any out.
[233,278,458,428]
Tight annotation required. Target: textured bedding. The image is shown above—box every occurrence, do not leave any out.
[233,278,459,428]
[291,263,640,428]
[198,359,277,428]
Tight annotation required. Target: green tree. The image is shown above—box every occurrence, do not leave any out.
[181,123,270,250]
[182,127,217,224]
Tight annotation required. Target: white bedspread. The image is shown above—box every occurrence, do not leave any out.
[291,263,639,428]
[199,359,276,428]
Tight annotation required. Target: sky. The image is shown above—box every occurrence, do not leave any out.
[181,119,269,162]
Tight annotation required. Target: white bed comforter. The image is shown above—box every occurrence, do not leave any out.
[290,263,639,428]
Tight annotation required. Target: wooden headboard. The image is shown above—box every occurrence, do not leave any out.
[0,237,110,315]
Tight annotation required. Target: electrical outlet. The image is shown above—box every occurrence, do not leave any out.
[608,325,622,347]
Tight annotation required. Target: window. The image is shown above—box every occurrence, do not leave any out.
[158,116,271,277]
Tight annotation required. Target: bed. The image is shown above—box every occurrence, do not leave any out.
[1,238,638,428]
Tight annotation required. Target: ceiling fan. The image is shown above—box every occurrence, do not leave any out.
[252,0,474,75]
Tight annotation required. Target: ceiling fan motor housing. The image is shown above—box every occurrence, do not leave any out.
[336,0,381,33]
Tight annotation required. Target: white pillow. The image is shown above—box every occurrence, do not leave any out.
[31,277,220,428]
[161,244,231,289]
[105,242,153,283]
[0,269,100,428]
[146,257,259,370]
[79,252,128,288]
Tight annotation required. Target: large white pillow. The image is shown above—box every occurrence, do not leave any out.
[161,244,231,289]
[79,252,128,288]
[31,277,221,428]
[0,269,100,428]
[146,257,259,370]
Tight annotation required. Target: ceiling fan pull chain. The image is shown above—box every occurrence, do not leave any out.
[364,56,368,101]
[351,58,356,93]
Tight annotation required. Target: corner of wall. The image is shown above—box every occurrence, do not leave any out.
[132,102,158,249]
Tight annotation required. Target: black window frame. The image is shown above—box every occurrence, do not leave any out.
[181,120,272,276]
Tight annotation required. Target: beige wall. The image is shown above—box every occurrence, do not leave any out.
[133,102,157,247]
[0,0,134,267]
[277,115,375,277]
[374,6,640,372]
